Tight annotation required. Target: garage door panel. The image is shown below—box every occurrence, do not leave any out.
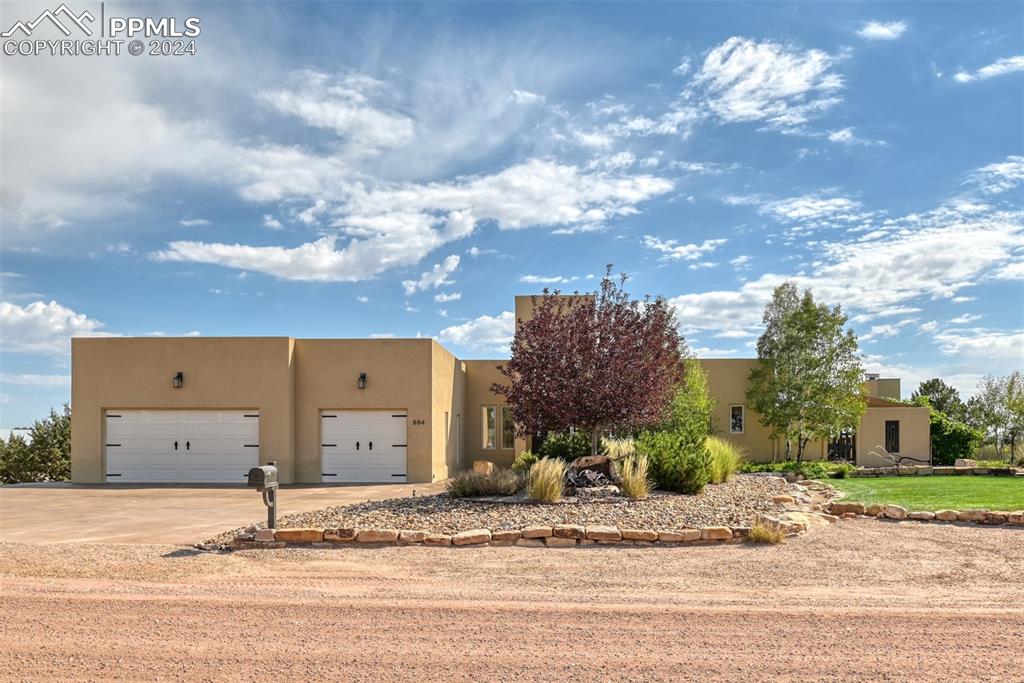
[105,410,258,483]
[321,411,407,483]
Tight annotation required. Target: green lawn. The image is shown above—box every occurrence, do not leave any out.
[824,476,1024,511]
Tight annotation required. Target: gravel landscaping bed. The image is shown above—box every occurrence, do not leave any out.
[209,474,790,544]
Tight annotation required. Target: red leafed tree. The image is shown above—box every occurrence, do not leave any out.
[493,268,686,456]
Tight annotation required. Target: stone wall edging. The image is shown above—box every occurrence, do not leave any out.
[231,519,805,550]
[827,501,1024,526]
[851,465,1023,478]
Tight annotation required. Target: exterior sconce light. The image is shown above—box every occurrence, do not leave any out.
[172,371,184,389]
[357,372,367,389]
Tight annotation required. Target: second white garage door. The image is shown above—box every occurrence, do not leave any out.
[321,411,407,483]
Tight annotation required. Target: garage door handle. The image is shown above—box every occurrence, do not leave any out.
[174,440,178,450]
[369,441,373,450]
[186,441,190,451]
[356,441,359,450]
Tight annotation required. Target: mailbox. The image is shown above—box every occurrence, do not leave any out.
[247,461,279,528]
[247,465,277,491]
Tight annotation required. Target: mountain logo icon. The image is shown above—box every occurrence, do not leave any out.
[2,4,95,38]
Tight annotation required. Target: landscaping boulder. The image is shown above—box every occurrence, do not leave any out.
[423,533,452,546]
[621,528,658,541]
[830,502,866,515]
[357,528,399,543]
[275,528,323,543]
[954,458,977,468]
[544,537,578,547]
[566,455,618,484]
[983,512,1009,525]
[398,530,426,544]
[865,504,886,517]
[472,460,495,476]
[254,528,276,542]
[934,510,959,521]
[957,509,988,522]
[585,525,621,542]
[452,529,492,546]
[884,505,908,520]
[491,530,522,542]
[700,526,733,540]
[908,511,936,521]
[552,524,586,539]
[521,525,553,538]
[1008,512,1024,525]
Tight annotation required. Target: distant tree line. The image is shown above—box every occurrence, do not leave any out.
[0,404,71,484]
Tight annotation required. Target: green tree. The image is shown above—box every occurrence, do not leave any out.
[911,378,966,421]
[637,359,713,493]
[967,375,1011,459]
[746,282,867,462]
[0,404,71,484]
[912,396,984,466]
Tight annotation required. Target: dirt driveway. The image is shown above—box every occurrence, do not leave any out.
[0,482,445,544]
[1,519,1021,682]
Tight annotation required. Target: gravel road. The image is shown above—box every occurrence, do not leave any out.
[2,518,1022,682]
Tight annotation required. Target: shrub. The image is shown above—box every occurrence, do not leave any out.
[526,457,566,503]
[618,454,652,499]
[446,469,520,498]
[706,436,744,484]
[602,436,635,460]
[928,410,984,466]
[537,431,600,462]
[636,430,711,494]
[748,520,785,544]
[0,404,71,484]
[511,450,539,474]
[739,460,854,480]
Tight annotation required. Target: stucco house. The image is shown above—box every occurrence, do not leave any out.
[70,295,929,484]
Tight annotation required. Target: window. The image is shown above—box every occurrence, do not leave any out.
[885,420,900,453]
[444,411,449,449]
[730,405,744,434]
[501,406,515,449]
[482,406,496,449]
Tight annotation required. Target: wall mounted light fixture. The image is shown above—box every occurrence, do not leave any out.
[173,371,184,389]
[357,372,367,389]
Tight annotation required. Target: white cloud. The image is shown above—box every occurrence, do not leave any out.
[672,57,692,77]
[356,296,369,303]
[953,55,1024,83]
[949,313,982,325]
[691,36,844,130]
[262,215,283,230]
[919,320,939,334]
[0,300,111,354]
[934,329,1024,365]
[402,255,460,295]
[154,159,672,281]
[519,274,579,284]
[259,70,414,151]
[369,332,396,338]
[669,188,1024,336]
[438,311,515,353]
[643,235,727,261]
[730,255,751,268]
[857,21,908,41]
[966,155,1024,195]
[434,291,462,302]
[827,127,886,147]
[466,246,497,257]
[509,89,545,105]
[179,218,210,227]
[688,261,717,270]
[0,373,71,386]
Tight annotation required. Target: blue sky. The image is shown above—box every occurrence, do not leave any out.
[1,1,1022,432]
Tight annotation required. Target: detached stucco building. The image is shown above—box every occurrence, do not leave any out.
[70,295,929,484]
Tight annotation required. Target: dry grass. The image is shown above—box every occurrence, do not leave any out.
[618,454,652,499]
[446,470,521,498]
[603,436,636,460]
[747,520,786,545]
[707,436,744,484]
[527,458,566,503]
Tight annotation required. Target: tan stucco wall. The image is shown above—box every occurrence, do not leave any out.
[856,406,931,467]
[71,337,295,483]
[430,341,465,479]
[462,360,523,468]
[292,339,438,483]
[867,378,901,400]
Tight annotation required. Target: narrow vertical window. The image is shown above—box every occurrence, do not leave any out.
[885,420,900,453]
[444,411,450,449]
[730,405,744,434]
[501,406,515,449]
[482,406,496,449]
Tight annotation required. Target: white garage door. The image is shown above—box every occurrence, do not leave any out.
[105,410,259,483]
[321,411,407,483]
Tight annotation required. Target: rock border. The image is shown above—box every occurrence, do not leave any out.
[850,465,1023,478]
[230,518,806,550]
[827,501,1024,526]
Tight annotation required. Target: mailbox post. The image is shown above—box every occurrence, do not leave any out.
[247,461,279,529]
